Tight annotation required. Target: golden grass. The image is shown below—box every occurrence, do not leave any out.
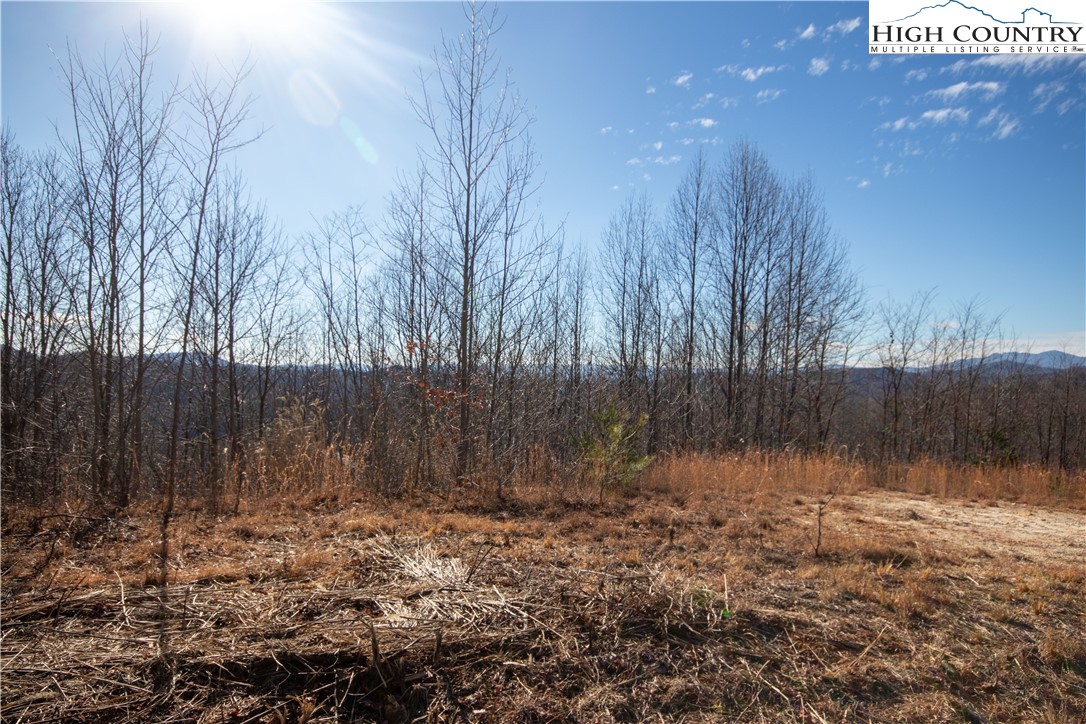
[638,450,1086,510]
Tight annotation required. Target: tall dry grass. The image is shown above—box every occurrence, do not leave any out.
[639,450,1086,509]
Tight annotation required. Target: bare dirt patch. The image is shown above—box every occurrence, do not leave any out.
[2,487,1084,722]
[841,490,1086,566]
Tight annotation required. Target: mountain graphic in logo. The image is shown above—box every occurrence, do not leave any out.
[885,1,1073,25]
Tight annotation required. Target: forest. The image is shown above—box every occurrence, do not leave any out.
[3,6,1086,722]
[3,9,1083,516]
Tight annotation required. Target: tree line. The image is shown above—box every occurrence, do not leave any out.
[3,9,1083,510]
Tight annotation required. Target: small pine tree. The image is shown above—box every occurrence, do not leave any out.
[577,401,654,502]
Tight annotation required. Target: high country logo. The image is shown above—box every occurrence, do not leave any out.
[869,0,1086,53]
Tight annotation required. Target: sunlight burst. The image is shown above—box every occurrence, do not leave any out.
[189,0,316,51]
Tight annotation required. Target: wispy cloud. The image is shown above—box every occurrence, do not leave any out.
[880,107,970,132]
[652,141,664,151]
[1031,81,1067,113]
[944,54,1086,76]
[978,107,1020,140]
[920,107,971,125]
[825,17,862,37]
[808,57,830,77]
[693,92,715,109]
[905,69,929,83]
[646,86,656,94]
[673,71,694,88]
[857,178,871,189]
[599,126,613,135]
[756,88,783,104]
[717,64,786,82]
[882,117,910,132]
[776,22,817,49]
[626,157,643,166]
[650,155,682,165]
[925,81,1005,102]
[691,117,719,128]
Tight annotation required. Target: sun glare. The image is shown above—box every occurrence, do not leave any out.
[189,0,318,53]
[179,0,419,166]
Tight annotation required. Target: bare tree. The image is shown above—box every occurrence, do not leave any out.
[411,0,535,484]
[666,148,713,448]
[599,193,658,402]
[714,140,781,445]
[162,65,257,573]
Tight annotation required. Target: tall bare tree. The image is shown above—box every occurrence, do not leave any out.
[411,0,535,484]
[666,148,713,448]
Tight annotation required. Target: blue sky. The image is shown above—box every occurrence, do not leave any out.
[2,1,1084,353]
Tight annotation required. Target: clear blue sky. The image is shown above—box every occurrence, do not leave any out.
[3,1,1084,353]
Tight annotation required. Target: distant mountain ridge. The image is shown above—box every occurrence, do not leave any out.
[977,350,1086,370]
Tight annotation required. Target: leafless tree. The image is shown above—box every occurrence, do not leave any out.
[666,148,713,448]
[411,0,536,484]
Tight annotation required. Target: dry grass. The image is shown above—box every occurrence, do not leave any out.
[2,453,1085,722]
[642,450,1086,509]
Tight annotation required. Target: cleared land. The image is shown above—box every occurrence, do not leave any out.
[2,482,1084,722]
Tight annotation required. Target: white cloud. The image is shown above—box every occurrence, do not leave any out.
[718,64,786,82]
[678,138,695,146]
[741,65,782,82]
[719,96,740,109]
[756,88,783,104]
[693,92,715,109]
[599,126,613,135]
[666,121,681,130]
[1056,98,1080,115]
[992,117,1020,139]
[857,179,871,189]
[673,72,694,88]
[978,107,1020,140]
[610,185,620,191]
[920,107,970,125]
[643,173,652,182]
[826,18,862,37]
[881,116,911,132]
[691,117,718,128]
[652,141,664,151]
[651,155,682,165]
[626,157,643,166]
[777,22,817,50]
[879,108,969,132]
[925,81,1005,102]
[943,54,1086,76]
[905,69,929,83]
[868,58,883,70]
[1032,81,1067,113]
[808,57,831,77]
[646,86,656,94]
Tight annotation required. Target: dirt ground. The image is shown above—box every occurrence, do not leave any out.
[2,486,1084,722]
[841,490,1086,566]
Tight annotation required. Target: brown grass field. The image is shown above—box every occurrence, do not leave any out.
[2,453,1085,722]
